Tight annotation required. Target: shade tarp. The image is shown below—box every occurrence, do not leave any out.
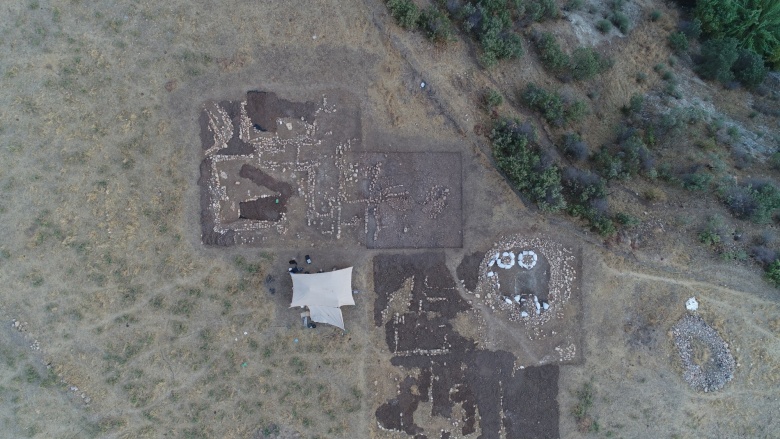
[308,306,345,330]
[289,267,355,308]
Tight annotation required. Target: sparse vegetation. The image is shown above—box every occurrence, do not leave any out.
[572,381,598,432]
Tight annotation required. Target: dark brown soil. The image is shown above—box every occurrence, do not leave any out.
[237,164,293,221]
[457,251,485,291]
[374,253,560,439]
[245,91,317,133]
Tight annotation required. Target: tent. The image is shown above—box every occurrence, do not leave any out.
[289,267,354,329]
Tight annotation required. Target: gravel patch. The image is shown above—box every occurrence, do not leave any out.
[671,314,736,393]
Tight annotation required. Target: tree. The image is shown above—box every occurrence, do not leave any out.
[698,37,740,83]
[695,0,780,68]
[733,48,768,88]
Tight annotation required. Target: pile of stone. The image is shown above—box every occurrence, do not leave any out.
[671,314,736,392]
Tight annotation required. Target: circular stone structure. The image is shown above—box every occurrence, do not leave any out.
[518,250,538,269]
[671,314,736,392]
[474,235,577,330]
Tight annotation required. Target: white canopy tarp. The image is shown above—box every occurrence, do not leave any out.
[308,306,345,330]
[290,267,354,329]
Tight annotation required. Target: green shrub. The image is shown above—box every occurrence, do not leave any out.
[560,133,589,161]
[668,32,689,54]
[721,180,780,223]
[565,0,584,11]
[387,0,420,29]
[699,229,722,245]
[566,100,589,123]
[491,118,566,211]
[535,32,570,73]
[596,19,612,33]
[522,83,565,125]
[610,12,630,34]
[765,259,780,287]
[733,49,767,88]
[622,93,644,115]
[522,84,588,127]
[615,212,640,227]
[721,249,748,262]
[474,8,524,67]
[682,170,712,191]
[483,88,504,111]
[698,37,740,83]
[593,135,654,180]
[695,0,780,68]
[650,10,662,22]
[698,215,725,246]
[570,47,612,80]
[561,168,614,236]
[528,0,560,22]
[418,6,454,44]
[682,18,702,39]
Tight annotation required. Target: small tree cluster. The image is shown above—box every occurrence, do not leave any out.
[522,83,588,127]
[533,32,612,80]
[593,134,655,180]
[698,37,768,88]
[491,118,565,212]
[386,0,454,44]
[720,180,780,224]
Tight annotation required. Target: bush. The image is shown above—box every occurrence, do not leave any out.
[418,6,454,44]
[570,47,612,80]
[615,212,641,227]
[387,0,420,29]
[721,180,780,223]
[682,18,702,39]
[610,12,630,34]
[596,19,612,33]
[622,94,644,115]
[483,88,503,111]
[561,167,615,235]
[474,8,524,67]
[722,249,749,262]
[522,84,588,127]
[565,0,584,11]
[528,0,560,22]
[698,37,740,83]
[732,48,767,88]
[751,245,778,266]
[561,133,589,161]
[682,169,712,191]
[698,215,725,246]
[534,32,570,73]
[668,32,689,54]
[491,118,566,211]
[650,10,662,22]
[593,135,654,180]
[766,260,780,287]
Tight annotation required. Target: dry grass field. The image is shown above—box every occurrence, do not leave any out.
[0,0,778,438]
